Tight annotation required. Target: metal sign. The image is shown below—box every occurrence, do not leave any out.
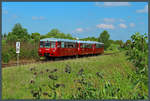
[16,42,20,53]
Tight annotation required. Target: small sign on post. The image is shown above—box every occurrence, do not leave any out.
[16,42,20,66]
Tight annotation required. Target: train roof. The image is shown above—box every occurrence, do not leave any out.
[40,38,76,43]
[40,38,104,44]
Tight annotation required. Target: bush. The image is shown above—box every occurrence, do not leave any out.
[126,32,148,97]
[2,53,11,63]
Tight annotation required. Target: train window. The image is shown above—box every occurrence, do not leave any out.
[51,42,56,48]
[76,43,78,48]
[96,44,98,48]
[64,42,68,48]
[73,43,76,48]
[96,44,102,48]
[68,42,74,48]
[89,44,92,48]
[85,43,88,48]
[40,41,44,48]
[61,42,65,48]
[45,41,50,48]
[80,43,83,48]
[82,43,85,48]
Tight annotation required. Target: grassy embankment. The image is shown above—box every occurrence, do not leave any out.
[2,51,148,99]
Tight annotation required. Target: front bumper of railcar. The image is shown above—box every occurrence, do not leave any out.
[43,48,57,57]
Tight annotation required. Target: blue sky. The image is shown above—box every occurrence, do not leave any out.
[2,2,148,41]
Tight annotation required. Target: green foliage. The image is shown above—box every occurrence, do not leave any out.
[107,44,119,52]
[4,33,7,38]
[8,48,17,59]
[80,37,98,41]
[46,28,74,39]
[2,52,148,99]
[31,32,40,42]
[98,30,111,50]
[126,32,148,74]
[125,32,148,97]
[114,40,124,48]
[2,53,11,63]
[123,40,131,49]
[6,23,30,43]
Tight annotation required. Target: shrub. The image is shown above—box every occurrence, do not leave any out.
[2,53,11,63]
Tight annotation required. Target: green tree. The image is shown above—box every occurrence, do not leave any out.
[115,40,124,48]
[4,33,7,38]
[124,40,131,49]
[46,28,74,39]
[7,23,30,43]
[47,28,60,38]
[109,39,115,44]
[81,37,98,41]
[98,30,111,50]
[31,32,40,41]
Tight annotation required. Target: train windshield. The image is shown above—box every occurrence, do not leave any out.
[43,41,56,48]
[51,42,56,48]
[45,41,50,48]
[40,41,44,48]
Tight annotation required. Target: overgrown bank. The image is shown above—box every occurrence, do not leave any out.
[2,51,148,99]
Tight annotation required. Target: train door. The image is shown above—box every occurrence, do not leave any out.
[56,41,61,56]
[61,42,65,56]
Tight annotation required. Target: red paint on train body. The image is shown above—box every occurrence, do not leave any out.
[38,38,104,57]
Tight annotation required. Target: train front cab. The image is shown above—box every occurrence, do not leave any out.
[38,41,58,57]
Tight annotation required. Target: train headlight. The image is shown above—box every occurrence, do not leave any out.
[52,48,56,52]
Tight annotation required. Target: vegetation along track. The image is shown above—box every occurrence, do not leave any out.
[2,52,118,68]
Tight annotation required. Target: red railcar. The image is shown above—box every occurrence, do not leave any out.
[38,38,104,58]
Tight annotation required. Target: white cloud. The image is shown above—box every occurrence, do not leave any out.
[103,18,115,23]
[136,5,148,13]
[119,19,125,22]
[32,16,45,20]
[129,23,135,27]
[96,24,115,29]
[119,23,127,29]
[75,28,83,32]
[96,2,131,7]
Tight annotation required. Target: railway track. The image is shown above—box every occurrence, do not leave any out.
[2,52,118,68]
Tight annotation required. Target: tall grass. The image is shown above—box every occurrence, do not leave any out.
[2,52,148,99]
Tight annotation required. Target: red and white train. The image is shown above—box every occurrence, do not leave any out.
[38,38,104,58]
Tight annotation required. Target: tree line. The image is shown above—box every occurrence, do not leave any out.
[1,23,138,63]
[2,23,125,49]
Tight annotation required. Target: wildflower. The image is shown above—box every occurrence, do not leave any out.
[34,72,37,75]
[46,69,49,72]
[96,72,103,79]
[65,65,71,73]
[50,68,58,73]
[55,84,60,88]
[30,80,34,84]
[40,71,43,74]
[77,87,81,91]
[48,75,58,80]
[30,67,35,71]
[43,92,48,96]
[33,92,39,97]
[78,68,84,75]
